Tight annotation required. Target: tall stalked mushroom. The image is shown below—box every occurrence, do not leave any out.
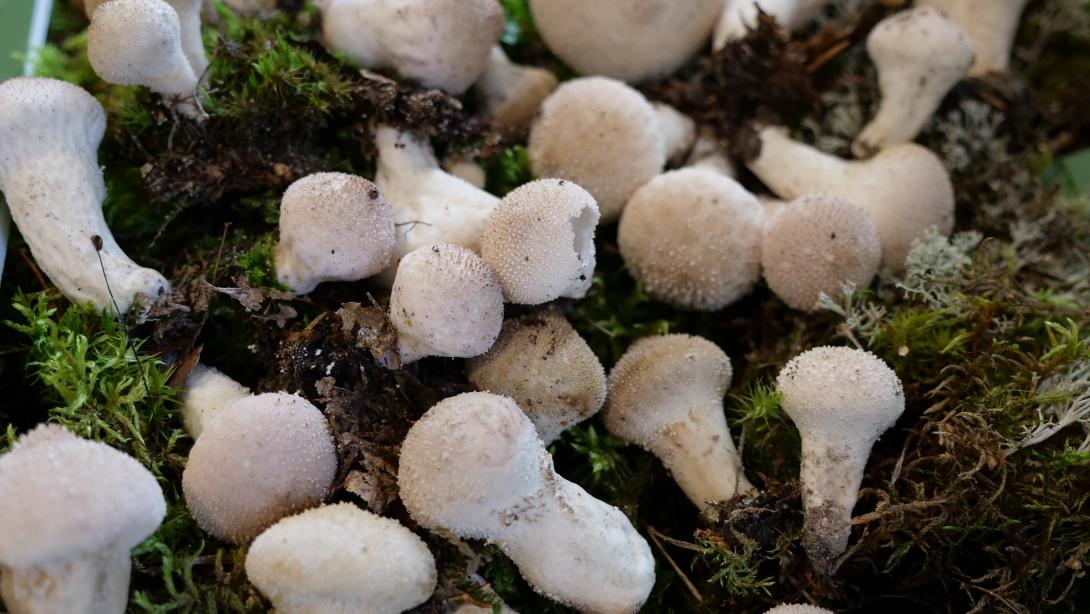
[747,126,955,269]
[776,346,905,572]
[474,47,559,133]
[398,392,656,613]
[467,310,607,444]
[527,0,721,83]
[852,7,975,157]
[245,503,437,614]
[0,77,170,313]
[714,0,830,49]
[528,77,665,222]
[618,168,765,310]
[275,172,396,295]
[388,244,504,365]
[0,425,166,614]
[182,393,338,543]
[605,334,754,514]
[917,0,1030,78]
[317,0,504,94]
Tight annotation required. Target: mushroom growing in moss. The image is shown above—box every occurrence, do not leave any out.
[180,363,251,438]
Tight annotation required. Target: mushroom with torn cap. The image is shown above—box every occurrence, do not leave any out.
[398,392,656,613]
[776,346,905,572]
[605,334,755,514]
[475,47,559,133]
[0,424,166,614]
[618,168,764,311]
[245,503,437,614]
[180,363,251,438]
[0,77,170,313]
[182,392,338,543]
[275,172,396,295]
[480,178,599,305]
[714,0,830,49]
[528,77,665,222]
[467,310,607,444]
[917,0,1029,78]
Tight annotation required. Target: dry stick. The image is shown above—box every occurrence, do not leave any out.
[647,526,704,604]
[850,499,951,525]
[92,234,151,396]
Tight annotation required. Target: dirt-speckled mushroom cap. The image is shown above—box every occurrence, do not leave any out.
[764,605,834,614]
[0,424,166,569]
[276,172,395,295]
[528,0,721,83]
[528,77,665,221]
[180,363,251,439]
[182,393,337,543]
[480,179,600,304]
[467,311,607,444]
[245,503,437,614]
[88,0,199,97]
[618,167,764,310]
[761,193,882,311]
[389,243,504,364]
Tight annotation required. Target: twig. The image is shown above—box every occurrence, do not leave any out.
[647,526,704,604]
[851,499,951,525]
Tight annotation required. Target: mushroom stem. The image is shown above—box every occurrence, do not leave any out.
[749,127,844,197]
[917,0,1029,77]
[1,547,132,614]
[475,47,558,132]
[796,437,872,571]
[164,0,210,84]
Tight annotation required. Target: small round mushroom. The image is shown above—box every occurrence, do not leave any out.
[467,310,607,444]
[761,193,882,311]
[0,77,170,313]
[653,102,697,166]
[398,392,656,613]
[618,168,764,311]
[245,503,437,614]
[0,424,166,614]
[275,172,396,295]
[475,47,559,133]
[88,0,203,118]
[182,392,338,543]
[747,126,955,270]
[764,605,834,614]
[480,178,600,304]
[389,243,504,365]
[918,0,1029,78]
[85,0,208,81]
[528,77,665,222]
[180,363,251,439]
[776,346,905,572]
[318,0,504,94]
[714,0,830,49]
[853,7,974,157]
[528,0,721,83]
[605,334,754,514]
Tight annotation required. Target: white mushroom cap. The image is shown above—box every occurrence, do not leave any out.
[398,392,656,613]
[319,0,504,94]
[467,310,607,444]
[180,363,251,438]
[528,77,665,222]
[475,47,559,132]
[714,0,831,49]
[618,167,765,311]
[764,605,834,614]
[480,178,600,304]
[389,244,504,364]
[653,103,697,165]
[917,0,1029,77]
[776,346,904,569]
[245,503,437,614]
[528,0,721,83]
[275,172,396,295]
[853,7,974,157]
[761,193,882,311]
[182,393,338,543]
[605,334,754,513]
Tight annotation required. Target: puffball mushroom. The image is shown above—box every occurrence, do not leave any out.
[618,168,764,311]
[714,0,830,49]
[389,244,504,364]
[0,424,165,614]
[275,172,396,294]
[88,0,203,118]
[528,77,665,222]
[182,393,338,543]
[467,310,607,444]
[399,392,656,613]
[475,47,559,132]
[748,126,955,269]
[605,335,754,513]
[764,605,834,614]
[528,0,721,83]
[245,503,437,614]
[480,178,600,304]
[918,0,1030,77]
[180,363,251,438]
[0,77,170,313]
[776,346,905,571]
[88,0,210,81]
[653,103,698,165]
[318,0,504,94]
[761,193,882,311]
[375,126,499,281]
[852,7,974,157]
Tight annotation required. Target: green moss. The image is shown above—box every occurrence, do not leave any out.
[237,233,282,289]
